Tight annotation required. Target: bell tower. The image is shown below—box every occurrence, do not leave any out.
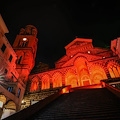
[13,25,38,83]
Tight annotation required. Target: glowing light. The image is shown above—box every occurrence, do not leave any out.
[88,51,90,54]
[62,88,69,94]
[23,38,27,41]
[21,100,24,103]
[103,56,105,59]
[0,101,3,108]
[71,55,73,57]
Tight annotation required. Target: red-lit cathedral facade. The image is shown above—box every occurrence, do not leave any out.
[28,37,120,92]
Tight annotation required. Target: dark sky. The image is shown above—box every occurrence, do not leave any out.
[1,0,120,68]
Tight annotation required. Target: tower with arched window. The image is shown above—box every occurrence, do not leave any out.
[13,25,38,83]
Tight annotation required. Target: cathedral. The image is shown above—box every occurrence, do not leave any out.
[0,15,120,119]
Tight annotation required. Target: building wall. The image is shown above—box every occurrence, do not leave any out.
[28,38,120,93]
[0,15,27,119]
[111,37,120,58]
[13,25,38,83]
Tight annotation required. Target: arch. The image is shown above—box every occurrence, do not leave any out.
[1,101,16,119]
[52,72,62,88]
[74,56,88,66]
[74,56,88,73]
[74,56,91,86]
[65,69,78,88]
[16,51,24,64]
[81,75,90,85]
[30,76,40,92]
[107,61,120,78]
[18,56,22,64]
[91,64,107,84]
[0,95,6,108]
[19,38,29,47]
[5,101,16,110]
[0,95,6,105]
[41,74,50,90]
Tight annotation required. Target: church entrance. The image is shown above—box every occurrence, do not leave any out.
[81,75,91,86]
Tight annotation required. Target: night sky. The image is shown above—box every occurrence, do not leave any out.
[1,0,120,68]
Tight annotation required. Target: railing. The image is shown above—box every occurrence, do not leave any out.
[3,85,71,120]
[101,80,120,99]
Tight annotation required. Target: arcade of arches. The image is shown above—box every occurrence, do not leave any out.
[29,58,120,92]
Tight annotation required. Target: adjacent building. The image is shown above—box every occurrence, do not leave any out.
[0,15,38,119]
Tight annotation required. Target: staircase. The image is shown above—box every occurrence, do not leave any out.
[28,88,120,120]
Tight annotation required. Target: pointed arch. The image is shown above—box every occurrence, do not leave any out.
[74,56,91,86]
[107,61,120,78]
[65,69,78,88]
[16,51,24,64]
[90,64,107,84]
[30,76,40,92]
[52,72,62,88]
[41,74,50,90]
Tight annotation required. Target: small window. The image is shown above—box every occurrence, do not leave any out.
[18,56,22,64]
[9,55,13,62]
[11,76,14,81]
[19,38,28,47]
[4,69,8,74]
[1,44,6,53]
[17,88,21,98]
[8,87,13,92]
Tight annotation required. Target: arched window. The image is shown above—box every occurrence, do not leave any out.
[30,77,39,92]
[52,72,62,88]
[108,64,120,78]
[91,65,107,84]
[65,70,78,88]
[41,75,50,90]
[19,38,29,47]
[18,56,22,64]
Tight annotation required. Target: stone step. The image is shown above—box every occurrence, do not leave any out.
[27,88,120,120]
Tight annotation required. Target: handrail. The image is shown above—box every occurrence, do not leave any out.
[101,81,120,99]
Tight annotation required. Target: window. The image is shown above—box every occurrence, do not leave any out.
[1,44,6,53]
[18,56,22,64]
[108,65,120,78]
[19,38,28,47]
[4,69,8,74]
[9,55,13,62]
[8,87,13,92]
[17,88,21,98]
